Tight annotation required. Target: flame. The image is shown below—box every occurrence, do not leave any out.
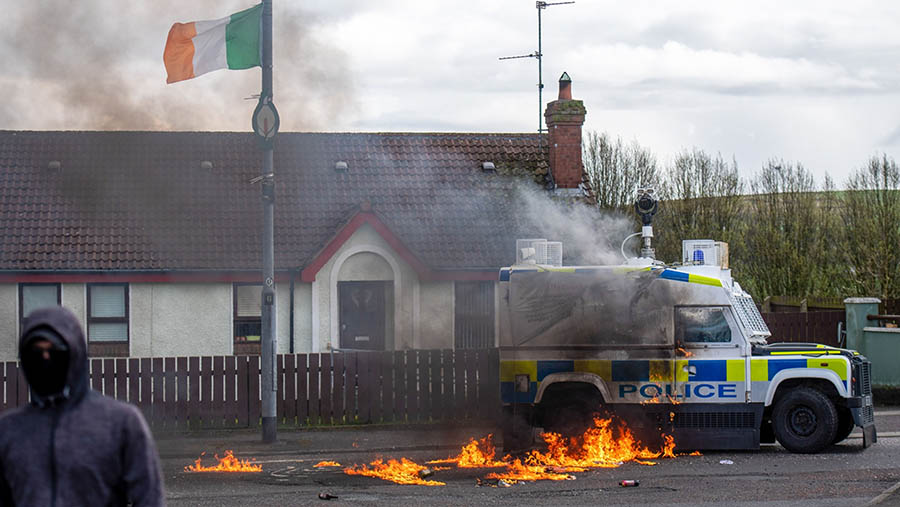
[486,458,572,482]
[314,460,342,468]
[184,450,262,472]
[486,417,676,482]
[676,347,694,357]
[344,458,445,486]
[343,417,680,485]
[426,434,505,468]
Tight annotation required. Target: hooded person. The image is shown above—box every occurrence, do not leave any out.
[0,306,165,506]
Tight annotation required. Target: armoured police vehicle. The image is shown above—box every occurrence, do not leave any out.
[499,189,876,454]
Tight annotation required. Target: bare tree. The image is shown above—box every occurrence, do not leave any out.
[838,154,900,299]
[582,131,659,212]
[655,148,744,262]
[742,160,828,298]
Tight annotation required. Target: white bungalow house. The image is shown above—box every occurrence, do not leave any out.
[0,76,591,360]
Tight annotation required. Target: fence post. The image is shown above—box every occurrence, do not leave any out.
[844,297,881,355]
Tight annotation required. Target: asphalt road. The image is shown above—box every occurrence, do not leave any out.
[160,410,900,507]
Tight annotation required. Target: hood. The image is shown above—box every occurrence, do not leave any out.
[19,306,90,407]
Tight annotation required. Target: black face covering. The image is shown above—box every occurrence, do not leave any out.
[22,330,70,399]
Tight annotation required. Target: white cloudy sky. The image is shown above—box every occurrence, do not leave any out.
[2,0,899,184]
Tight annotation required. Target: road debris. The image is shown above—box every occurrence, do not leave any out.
[619,479,640,487]
[318,492,338,500]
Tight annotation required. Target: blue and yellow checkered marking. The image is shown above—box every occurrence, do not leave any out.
[500,266,723,287]
[500,355,850,403]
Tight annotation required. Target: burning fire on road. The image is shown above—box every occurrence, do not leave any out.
[344,458,448,486]
[426,434,505,468]
[344,416,687,485]
[184,450,262,472]
[185,417,696,485]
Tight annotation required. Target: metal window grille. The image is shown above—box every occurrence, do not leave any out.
[731,293,771,337]
[454,281,495,349]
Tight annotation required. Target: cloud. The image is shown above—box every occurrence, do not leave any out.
[567,41,879,96]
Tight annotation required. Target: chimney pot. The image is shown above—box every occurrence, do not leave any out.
[558,71,572,100]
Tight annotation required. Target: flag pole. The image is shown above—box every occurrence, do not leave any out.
[260,0,277,443]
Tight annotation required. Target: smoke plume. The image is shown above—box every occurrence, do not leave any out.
[0,1,355,131]
[513,183,635,265]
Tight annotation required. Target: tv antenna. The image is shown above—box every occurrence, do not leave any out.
[500,1,575,138]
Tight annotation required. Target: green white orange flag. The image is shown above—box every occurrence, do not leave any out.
[164,3,262,84]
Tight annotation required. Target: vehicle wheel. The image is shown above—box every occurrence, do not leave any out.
[772,387,838,454]
[832,407,855,444]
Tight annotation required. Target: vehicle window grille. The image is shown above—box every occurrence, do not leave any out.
[730,293,770,337]
[673,412,756,429]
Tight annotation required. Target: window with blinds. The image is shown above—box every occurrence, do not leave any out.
[87,284,129,344]
[454,281,495,349]
[19,283,61,331]
[234,284,262,354]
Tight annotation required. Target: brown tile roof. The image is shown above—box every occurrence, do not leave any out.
[0,131,551,272]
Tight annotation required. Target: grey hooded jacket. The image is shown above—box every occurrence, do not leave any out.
[0,307,165,506]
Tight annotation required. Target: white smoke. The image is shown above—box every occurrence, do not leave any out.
[514,184,636,266]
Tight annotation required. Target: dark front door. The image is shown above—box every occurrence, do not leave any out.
[339,281,386,350]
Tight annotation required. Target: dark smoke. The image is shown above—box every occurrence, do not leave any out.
[0,1,355,131]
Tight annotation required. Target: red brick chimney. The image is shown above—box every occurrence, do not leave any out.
[544,72,586,189]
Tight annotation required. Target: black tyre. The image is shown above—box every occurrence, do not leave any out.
[772,387,838,454]
[832,406,855,444]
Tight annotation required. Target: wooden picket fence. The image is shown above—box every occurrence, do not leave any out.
[0,349,500,431]
[761,310,845,347]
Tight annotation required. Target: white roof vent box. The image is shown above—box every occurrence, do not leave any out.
[536,241,563,266]
[682,239,729,268]
[515,238,563,266]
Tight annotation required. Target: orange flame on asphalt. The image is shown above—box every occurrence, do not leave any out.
[344,458,446,486]
[343,417,679,485]
[426,434,505,468]
[487,417,676,482]
[314,460,342,468]
[184,450,262,472]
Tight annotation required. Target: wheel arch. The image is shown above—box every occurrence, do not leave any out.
[765,369,847,406]
[534,372,611,405]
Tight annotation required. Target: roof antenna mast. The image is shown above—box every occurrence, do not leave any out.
[500,1,575,141]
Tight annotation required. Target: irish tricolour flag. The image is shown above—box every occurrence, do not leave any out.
[164,3,262,84]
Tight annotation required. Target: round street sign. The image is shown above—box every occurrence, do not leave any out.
[252,98,280,143]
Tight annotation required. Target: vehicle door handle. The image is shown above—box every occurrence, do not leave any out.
[683,365,697,376]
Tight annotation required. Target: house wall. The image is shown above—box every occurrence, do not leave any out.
[311,223,456,352]
[418,281,454,349]
[293,282,313,353]
[61,283,86,324]
[0,281,304,360]
[1,235,464,360]
[0,284,17,361]
[130,283,232,357]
